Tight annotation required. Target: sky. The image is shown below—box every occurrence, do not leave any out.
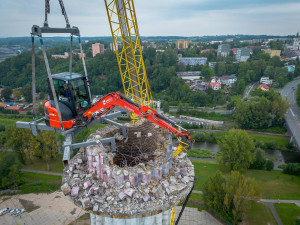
[0,0,299,37]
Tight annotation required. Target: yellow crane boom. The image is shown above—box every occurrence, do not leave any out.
[104,0,154,123]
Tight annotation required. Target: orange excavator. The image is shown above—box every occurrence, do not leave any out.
[44,73,190,143]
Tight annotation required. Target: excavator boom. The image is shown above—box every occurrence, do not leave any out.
[83,92,191,140]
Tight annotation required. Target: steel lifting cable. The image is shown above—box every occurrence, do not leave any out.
[39,36,64,130]
[31,34,36,121]
[69,35,73,75]
[78,36,92,101]
[58,0,70,27]
[44,0,50,26]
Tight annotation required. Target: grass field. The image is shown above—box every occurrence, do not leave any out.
[245,170,300,200]
[0,117,31,128]
[192,160,300,200]
[243,201,277,225]
[187,149,214,158]
[192,160,218,190]
[23,154,64,173]
[248,133,290,149]
[19,172,61,194]
[274,203,300,225]
[252,126,287,134]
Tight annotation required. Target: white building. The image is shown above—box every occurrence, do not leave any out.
[177,71,201,80]
[178,57,207,66]
[260,77,273,85]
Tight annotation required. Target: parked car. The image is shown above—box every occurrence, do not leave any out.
[9,209,18,215]
[0,207,10,215]
[14,209,25,217]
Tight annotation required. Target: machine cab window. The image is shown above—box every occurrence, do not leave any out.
[50,72,91,116]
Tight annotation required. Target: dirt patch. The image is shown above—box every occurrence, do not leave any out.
[2,197,11,201]
[70,208,77,215]
[19,199,40,212]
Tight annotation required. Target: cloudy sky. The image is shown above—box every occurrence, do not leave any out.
[0,0,299,37]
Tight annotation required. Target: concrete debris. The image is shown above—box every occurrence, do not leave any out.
[61,183,71,195]
[62,120,194,216]
[124,188,134,197]
[83,181,92,189]
[71,186,79,197]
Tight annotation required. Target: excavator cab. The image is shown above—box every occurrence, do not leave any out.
[45,72,91,129]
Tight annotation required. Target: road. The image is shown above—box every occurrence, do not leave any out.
[281,78,300,150]
[243,83,256,100]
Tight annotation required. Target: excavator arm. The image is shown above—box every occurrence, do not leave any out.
[83,92,191,152]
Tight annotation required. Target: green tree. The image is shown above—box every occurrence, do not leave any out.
[224,171,261,224]
[203,171,261,224]
[13,90,21,100]
[250,148,266,169]
[0,152,23,189]
[5,127,40,164]
[202,171,226,217]
[37,131,58,171]
[21,83,32,103]
[1,87,12,101]
[217,129,255,171]
[162,101,169,113]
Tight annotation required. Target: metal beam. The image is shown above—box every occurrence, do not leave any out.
[102,117,127,138]
[65,137,116,152]
[32,25,80,36]
[63,134,73,165]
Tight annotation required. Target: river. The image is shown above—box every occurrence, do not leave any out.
[173,141,300,170]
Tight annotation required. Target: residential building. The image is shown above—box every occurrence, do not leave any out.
[208,62,217,69]
[285,65,296,73]
[262,49,281,57]
[178,57,207,66]
[0,103,7,108]
[293,36,300,50]
[236,47,251,62]
[217,44,230,57]
[260,77,273,85]
[194,82,209,92]
[51,52,69,59]
[220,74,237,86]
[175,40,190,49]
[225,38,234,42]
[258,84,270,91]
[211,76,221,83]
[177,71,201,80]
[210,81,221,91]
[5,106,23,112]
[201,49,212,53]
[92,43,105,57]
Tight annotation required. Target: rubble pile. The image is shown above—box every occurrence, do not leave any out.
[62,120,195,216]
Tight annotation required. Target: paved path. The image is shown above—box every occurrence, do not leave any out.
[260,199,300,207]
[21,169,63,176]
[264,202,283,225]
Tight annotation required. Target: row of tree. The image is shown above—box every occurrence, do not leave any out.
[3,127,59,171]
